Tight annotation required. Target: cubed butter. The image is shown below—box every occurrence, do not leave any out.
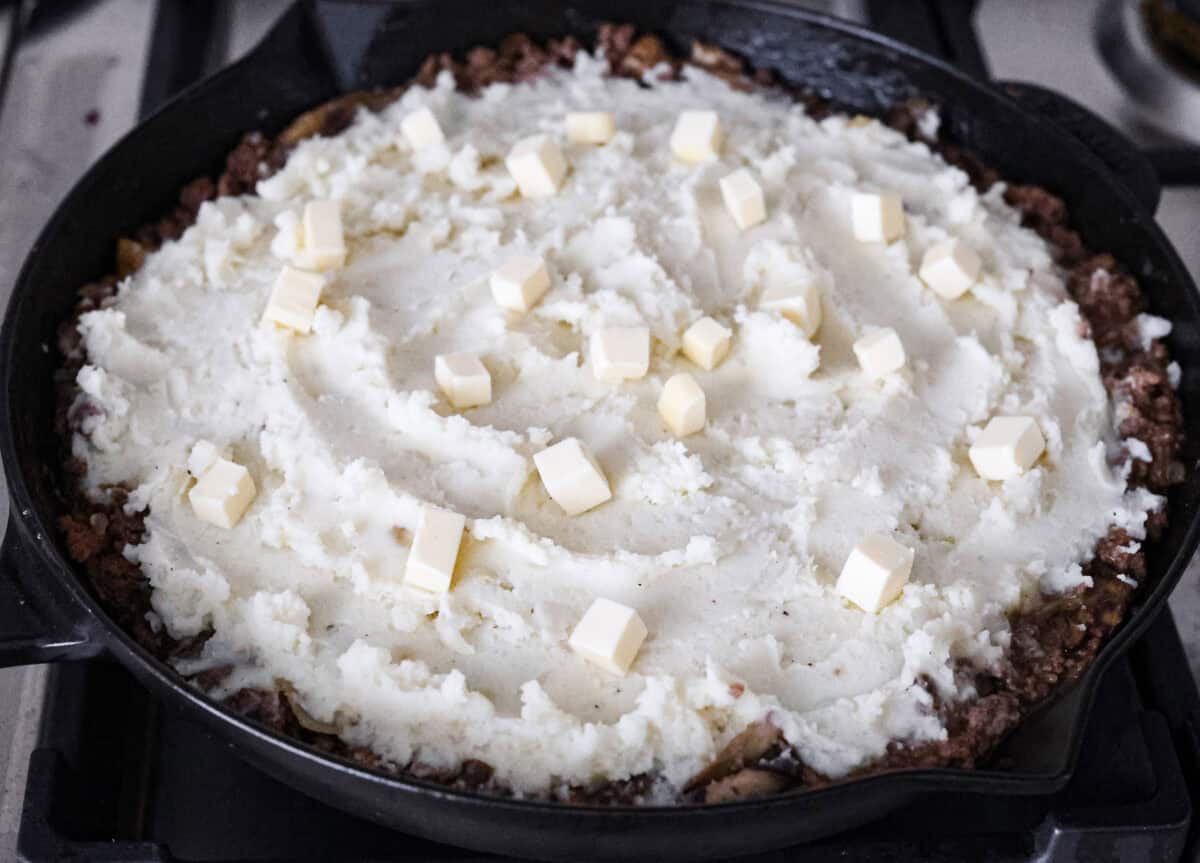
[853,328,906,378]
[400,107,445,150]
[568,597,648,675]
[187,440,229,478]
[188,458,257,529]
[919,238,982,299]
[263,266,325,333]
[299,200,346,271]
[670,110,722,163]
[719,169,766,230]
[760,280,822,338]
[435,352,492,409]
[403,506,466,594]
[533,438,612,516]
[658,373,706,437]
[565,111,616,144]
[968,416,1045,480]
[505,134,568,198]
[851,192,906,243]
[835,533,914,613]
[490,255,551,312]
[591,327,650,382]
[681,316,732,370]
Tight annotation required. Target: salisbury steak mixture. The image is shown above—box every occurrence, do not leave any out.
[55,26,1183,803]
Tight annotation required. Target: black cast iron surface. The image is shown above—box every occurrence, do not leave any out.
[18,612,1200,862]
[2,1,1200,860]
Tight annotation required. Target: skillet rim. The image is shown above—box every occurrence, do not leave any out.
[2,0,1197,816]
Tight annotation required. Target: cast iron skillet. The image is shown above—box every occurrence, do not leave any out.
[1,2,1198,860]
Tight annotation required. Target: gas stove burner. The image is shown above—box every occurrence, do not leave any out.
[1096,0,1200,142]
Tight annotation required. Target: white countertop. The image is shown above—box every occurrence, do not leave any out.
[0,1,1196,856]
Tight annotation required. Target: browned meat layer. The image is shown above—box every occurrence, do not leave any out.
[52,25,1184,805]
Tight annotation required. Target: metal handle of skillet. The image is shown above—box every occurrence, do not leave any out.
[996,79,1162,214]
[0,519,98,666]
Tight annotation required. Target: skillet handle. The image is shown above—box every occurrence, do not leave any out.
[0,520,98,667]
[995,81,1161,215]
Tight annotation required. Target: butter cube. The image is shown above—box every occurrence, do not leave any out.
[435,352,492,409]
[835,533,914,613]
[760,280,822,338]
[188,458,257,529]
[264,266,325,333]
[681,316,732,370]
[968,416,1045,480]
[851,192,906,243]
[658,373,706,437]
[533,438,612,516]
[506,134,568,198]
[565,111,616,144]
[670,110,722,163]
[919,238,982,300]
[299,201,346,271]
[591,327,650,382]
[719,169,766,230]
[490,255,551,312]
[187,440,229,478]
[403,506,466,594]
[853,328,906,378]
[401,107,445,150]
[568,597,648,675]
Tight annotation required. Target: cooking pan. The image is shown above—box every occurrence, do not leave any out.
[1,2,1198,860]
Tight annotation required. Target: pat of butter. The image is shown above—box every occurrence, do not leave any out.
[435,352,492,409]
[760,280,822,338]
[187,440,230,478]
[566,111,616,144]
[568,597,648,675]
[658,373,706,437]
[719,169,766,230]
[401,107,445,150]
[835,533,914,613]
[491,255,551,312]
[263,266,325,333]
[851,192,906,243]
[533,438,612,516]
[919,238,981,299]
[853,328,906,378]
[505,134,568,198]
[403,506,466,594]
[681,316,732,370]
[591,327,650,382]
[299,201,346,271]
[968,416,1045,480]
[670,110,722,163]
[188,458,257,529]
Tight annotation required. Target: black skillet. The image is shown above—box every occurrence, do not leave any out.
[1,2,1198,860]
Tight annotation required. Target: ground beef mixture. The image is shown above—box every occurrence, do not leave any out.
[53,25,1185,805]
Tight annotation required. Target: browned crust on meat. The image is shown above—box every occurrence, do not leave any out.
[51,25,1185,804]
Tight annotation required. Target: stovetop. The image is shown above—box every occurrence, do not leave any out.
[1,1,1199,861]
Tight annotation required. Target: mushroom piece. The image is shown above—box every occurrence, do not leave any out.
[685,719,785,792]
